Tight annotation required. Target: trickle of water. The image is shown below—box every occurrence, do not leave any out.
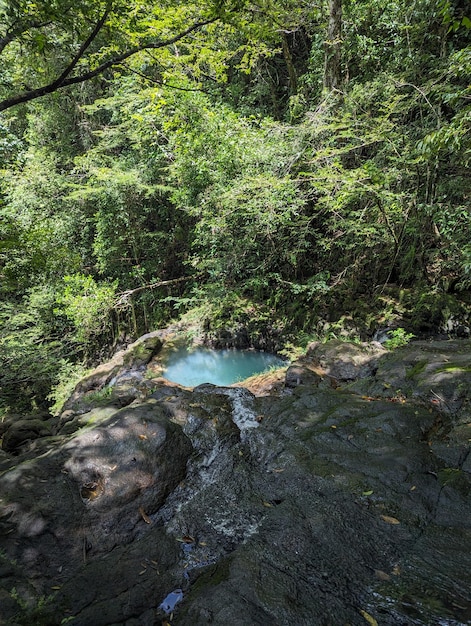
[216,387,260,431]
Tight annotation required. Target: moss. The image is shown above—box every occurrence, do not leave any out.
[405,360,428,379]
[188,556,233,594]
[435,364,471,373]
[438,468,470,496]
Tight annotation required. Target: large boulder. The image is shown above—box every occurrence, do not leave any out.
[61,331,164,414]
[0,400,192,595]
[306,338,386,381]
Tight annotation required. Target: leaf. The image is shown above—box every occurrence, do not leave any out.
[374,569,391,581]
[362,490,374,496]
[139,506,152,524]
[360,609,378,625]
[380,515,400,525]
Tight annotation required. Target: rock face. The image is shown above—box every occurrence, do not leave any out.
[1,339,471,625]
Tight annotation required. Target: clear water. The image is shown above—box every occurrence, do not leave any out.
[162,347,286,387]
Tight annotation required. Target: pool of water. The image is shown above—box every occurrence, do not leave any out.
[162,347,286,387]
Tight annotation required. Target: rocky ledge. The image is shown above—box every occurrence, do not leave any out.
[0,336,470,625]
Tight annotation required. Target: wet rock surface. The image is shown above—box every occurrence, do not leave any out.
[1,339,471,625]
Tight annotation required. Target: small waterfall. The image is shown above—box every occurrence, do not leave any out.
[214,387,260,432]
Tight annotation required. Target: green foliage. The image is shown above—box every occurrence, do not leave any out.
[0,287,71,411]
[47,360,90,416]
[8,586,73,626]
[56,274,117,345]
[383,328,415,350]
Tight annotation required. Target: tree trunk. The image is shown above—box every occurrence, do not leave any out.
[323,0,342,92]
[281,33,298,95]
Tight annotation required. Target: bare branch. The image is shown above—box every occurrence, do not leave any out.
[115,275,199,307]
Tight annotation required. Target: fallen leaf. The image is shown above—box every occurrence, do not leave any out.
[410,485,416,491]
[360,609,378,625]
[51,585,61,590]
[139,506,152,524]
[181,535,195,544]
[330,425,337,429]
[392,564,401,576]
[139,434,148,440]
[272,468,285,473]
[374,569,391,581]
[263,501,273,508]
[380,515,400,525]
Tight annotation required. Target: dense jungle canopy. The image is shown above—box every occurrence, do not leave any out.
[0,0,470,414]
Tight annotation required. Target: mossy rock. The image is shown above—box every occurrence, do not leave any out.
[122,332,163,368]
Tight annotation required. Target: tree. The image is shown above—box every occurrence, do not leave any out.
[323,0,342,91]
[0,0,226,111]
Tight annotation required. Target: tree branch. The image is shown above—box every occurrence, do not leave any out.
[115,275,199,307]
[0,19,53,55]
[0,17,218,112]
[119,61,211,93]
[50,4,112,90]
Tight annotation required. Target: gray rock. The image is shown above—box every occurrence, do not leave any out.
[307,338,386,381]
[1,339,471,626]
[2,417,53,453]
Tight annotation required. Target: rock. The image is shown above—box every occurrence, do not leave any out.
[61,331,164,415]
[2,417,54,453]
[307,339,386,381]
[285,362,322,388]
[122,331,163,368]
[1,338,471,625]
[62,402,192,555]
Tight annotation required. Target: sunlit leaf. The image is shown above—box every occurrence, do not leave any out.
[360,609,378,625]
